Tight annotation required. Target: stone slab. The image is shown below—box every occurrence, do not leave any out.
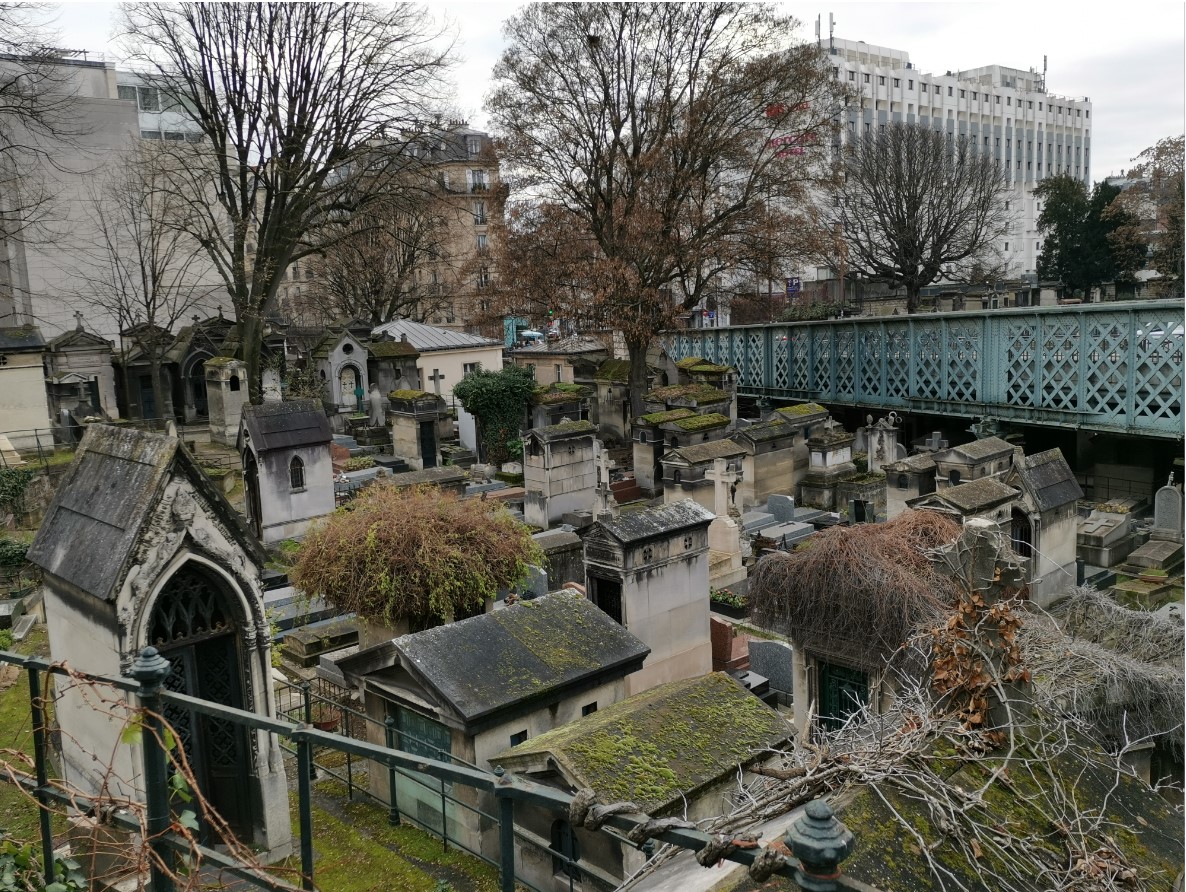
[741,511,776,533]
[761,521,815,547]
[749,639,794,695]
[766,494,797,523]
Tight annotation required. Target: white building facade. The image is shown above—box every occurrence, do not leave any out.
[827,37,1092,285]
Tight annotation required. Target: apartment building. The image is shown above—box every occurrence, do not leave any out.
[275,122,500,337]
[0,54,222,343]
[828,37,1092,285]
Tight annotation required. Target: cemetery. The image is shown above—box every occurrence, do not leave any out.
[0,321,1182,892]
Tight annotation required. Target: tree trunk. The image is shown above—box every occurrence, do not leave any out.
[906,286,921,314]
[627,338,649,419]
[240,313,264,405]
[148,355,168,426]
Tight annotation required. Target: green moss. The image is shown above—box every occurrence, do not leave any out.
[644,383,729,404]
[675,356,706,370]
[532,383,591,404]
[503,674,788,813]
[776,402,827,417]
[639,408,697,425]
[673,412,730,432]
[389,389,434,401]
[689,363,732,374]
[202,356,237,367]
[595,359,632,382]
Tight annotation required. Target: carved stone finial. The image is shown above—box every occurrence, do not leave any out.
[785,799,855,892]
[130,646,171,688]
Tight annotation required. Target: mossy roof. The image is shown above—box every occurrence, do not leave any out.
[775,402,828,418]
[494,673,790,814]
[674,356,705,370]
[732,419,795,445]
[388,388,435,401]
[939,435,1016,461]
[672,412,730,432]
[369,339,420,359]
[927,477,1019,513]
[527,420,597,442]
[595,359,632,382]
[662,439,747,465]
[643,383,730,404]
[637,408,697,426]
[532,383,592,404]
[0,325,45,351]
[688,362,733,374]
[391,591,649,727]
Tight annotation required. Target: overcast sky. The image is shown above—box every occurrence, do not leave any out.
[50,1,1185,181]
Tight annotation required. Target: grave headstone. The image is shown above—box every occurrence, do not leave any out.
[1152,475,1183,543]
[748,639,794,696]
[767,494,797,523]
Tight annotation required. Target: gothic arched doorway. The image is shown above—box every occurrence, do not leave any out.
[148,563,253,840]
[1010,507,1033,559]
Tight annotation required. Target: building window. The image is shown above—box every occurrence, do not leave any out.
[554,364,562,383]
[229,374,241,392]
[949,470,961,485]
[1038,102,1043,110]
[139,130,162,140]
[959,89,965,98]
[863,73,869,83]
[477,267,490,289]
[472,201,487,225]
[582,702,598,716]
[878,75,885,85]
[995,138,1000,147]
[463,362,480,377]
[470,169,488,192]
[947,86,952,96]
[832,66,839,78]
[163,130,185,141]
[289,455,305,491]
[509,730,527,747]
[920,83,927,92]
[117,84,137,103]
[897,474,908,490]
[908,79,913,89]
[995,95,1000,104]
[984,136,989,146]
[893,77,900,87]
[1006,96,1012,106]
[1085,110,1090,118]
[1028,101,1033,109]
[1005,242,1010,251]
[137,86,160,112]
[848,71,854,81]
[466,135,481,155]
[972,91,978,100]
[476,234,488,251]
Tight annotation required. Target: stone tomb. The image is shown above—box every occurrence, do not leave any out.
[238,400,334,544]
[522,420,597,530]
[797,420,858,511]
[27,425,291,856]
[583,499,715,694]
[1077,510,1135,568]
[388,390,448,470]
[705,458,746,591]
[204,357,248,446]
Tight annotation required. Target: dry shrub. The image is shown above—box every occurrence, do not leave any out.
[749,510,962,668]
[292,484,542,627]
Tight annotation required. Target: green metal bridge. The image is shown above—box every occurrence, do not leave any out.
[665,300,1185,439]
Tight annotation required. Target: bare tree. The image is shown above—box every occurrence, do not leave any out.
[487,3,845,413]
[828,121,1011,312]
[72,144,218,421]
[119,3,452,402]
[298,167,452,327]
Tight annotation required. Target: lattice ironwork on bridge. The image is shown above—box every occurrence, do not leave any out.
[665,300,1185,438]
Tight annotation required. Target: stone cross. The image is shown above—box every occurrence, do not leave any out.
[73,310,85,331]
[706,457,738,517]
[594,442,615,519]
[427,369,445,394]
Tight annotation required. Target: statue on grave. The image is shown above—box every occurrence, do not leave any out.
[354,382,365,413]
[368,383,386,427]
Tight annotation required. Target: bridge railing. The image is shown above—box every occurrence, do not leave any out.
[666,300,1184,437]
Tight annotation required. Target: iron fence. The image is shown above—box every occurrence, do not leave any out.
[0,645,871,892]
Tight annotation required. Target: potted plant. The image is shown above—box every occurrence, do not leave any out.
[709,588,748,619]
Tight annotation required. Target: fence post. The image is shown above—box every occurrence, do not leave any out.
[784,799,854,892]
[493,768,515,892]
[384,715,400,825]
[130,646,176,892]
[296,735,315,891]
[301,681,316,780]
[27,666,55,886]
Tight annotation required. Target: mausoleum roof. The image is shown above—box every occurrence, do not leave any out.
[0,325,45,352]
[239,399,331,453]
[526,420,596,442]
[595,499,714,544]
[28,425,264,602]
[1011,448,1083,512]
[494,672,789,814]
[663,439,747,466]
[939,436,1016,462]
[921,477,1019,514]
[390,590,649,727]
[372,318,500,352]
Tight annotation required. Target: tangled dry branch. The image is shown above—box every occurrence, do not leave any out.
[749,511,962,668]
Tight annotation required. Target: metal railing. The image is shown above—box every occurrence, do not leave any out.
[0,645,871,892]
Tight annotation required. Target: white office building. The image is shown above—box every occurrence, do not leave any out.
[827,37,1092,289]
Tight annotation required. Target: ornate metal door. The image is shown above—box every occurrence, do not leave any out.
[818,661,868,731]
[149,565,253,840]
